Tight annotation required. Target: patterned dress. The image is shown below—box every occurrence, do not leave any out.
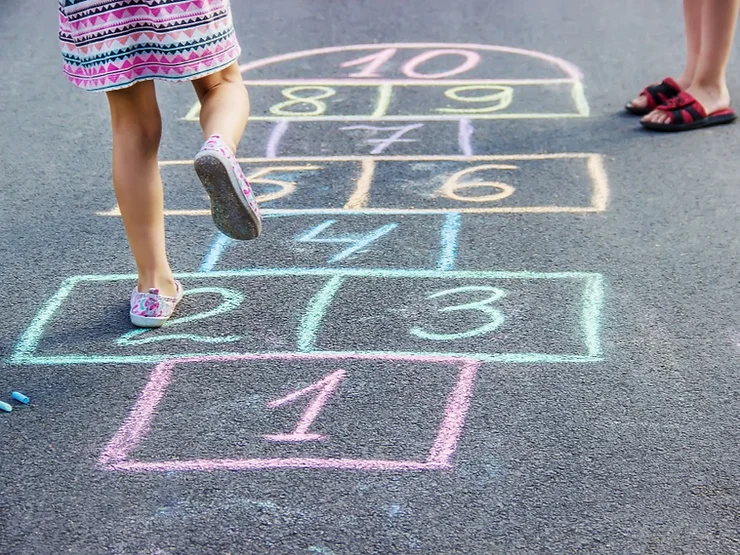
[58,0,242,92]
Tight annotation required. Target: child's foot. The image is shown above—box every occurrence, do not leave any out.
[130,280,184,328]
[641,83,733,127]
[626,77,685,115]
[194,135,262,240]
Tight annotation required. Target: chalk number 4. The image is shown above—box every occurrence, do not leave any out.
[411,286,506,341]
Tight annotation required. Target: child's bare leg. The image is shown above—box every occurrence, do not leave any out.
[106,81,177,296]
[644,0,739,124]
[629,0,702,110]
[192,62,250,153]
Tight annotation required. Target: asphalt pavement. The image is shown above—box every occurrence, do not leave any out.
[2,0,740,553]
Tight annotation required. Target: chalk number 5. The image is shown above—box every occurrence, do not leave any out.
[410,286,506,341]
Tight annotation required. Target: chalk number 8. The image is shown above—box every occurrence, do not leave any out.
[270,86,336,117]
[410,286,506,341]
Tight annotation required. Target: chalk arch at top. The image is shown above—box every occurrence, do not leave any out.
[237,43,584,83]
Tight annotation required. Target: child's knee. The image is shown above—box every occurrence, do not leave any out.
[192,63,244,99]
[113,116,162,152]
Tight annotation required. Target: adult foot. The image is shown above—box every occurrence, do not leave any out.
[641,83,731,125]
[627,75,691,113]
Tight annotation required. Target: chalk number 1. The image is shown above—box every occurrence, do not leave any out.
[411,286,506,341]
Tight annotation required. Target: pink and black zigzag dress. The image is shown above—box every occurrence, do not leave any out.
[58,0,242,92]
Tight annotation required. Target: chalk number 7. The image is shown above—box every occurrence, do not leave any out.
[410,286,506,341]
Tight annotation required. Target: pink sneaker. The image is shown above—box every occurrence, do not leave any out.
[129,281,184,328]
[194,134,262,240]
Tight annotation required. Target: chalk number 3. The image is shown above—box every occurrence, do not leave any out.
[410,286,506,341]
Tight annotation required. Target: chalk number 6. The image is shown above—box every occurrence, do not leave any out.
[410,286,506,341]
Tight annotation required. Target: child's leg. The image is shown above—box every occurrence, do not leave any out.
[190,61,261,240]
[192,61,250,153]
[644,0,739,124]
[106,80,177,296]
[629,0,703,110]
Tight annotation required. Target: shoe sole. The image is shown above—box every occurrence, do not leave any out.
[130,313,170,328]
[194,151,262,240]
[130,281,185,328]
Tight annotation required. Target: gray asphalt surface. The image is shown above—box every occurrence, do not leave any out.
[2,0,740,553]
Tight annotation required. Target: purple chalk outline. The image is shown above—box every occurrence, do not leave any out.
[238,43,583,82]
[99,353,480,472]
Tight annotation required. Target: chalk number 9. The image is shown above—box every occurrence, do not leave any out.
[410,286,506,341]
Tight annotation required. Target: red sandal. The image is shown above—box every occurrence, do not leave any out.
[640,91,737,132]
[625,77,682,115]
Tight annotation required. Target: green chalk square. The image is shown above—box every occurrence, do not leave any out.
[301,270,604,363]
[10,269,603,366]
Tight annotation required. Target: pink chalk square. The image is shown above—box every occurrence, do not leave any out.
[99,353,480,472]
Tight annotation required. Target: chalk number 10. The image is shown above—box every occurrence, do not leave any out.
[341,48,481,79]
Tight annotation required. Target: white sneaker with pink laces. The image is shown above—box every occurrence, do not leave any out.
[129,280,184,328]
[194,134,262,240]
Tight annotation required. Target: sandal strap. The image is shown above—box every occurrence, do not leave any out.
[641,77,682,109]
[655,91,707,124]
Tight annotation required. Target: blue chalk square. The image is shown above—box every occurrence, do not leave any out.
[201,214,448,272]
[11,269,603,366]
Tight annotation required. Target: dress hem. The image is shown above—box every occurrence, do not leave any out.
[62,49,242,93]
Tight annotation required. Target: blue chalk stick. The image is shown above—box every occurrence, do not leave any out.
[11,391,29,404]
[0,401,12,413]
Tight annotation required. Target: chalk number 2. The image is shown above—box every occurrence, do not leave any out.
[118,287,243,346]
[411,286,506,341]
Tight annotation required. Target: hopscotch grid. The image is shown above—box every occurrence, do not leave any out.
[236,43,583,82]
[99,353,483,472]
[10,269,604,366]
[182,79,588,121]
[343,158,376,209]
[582,274,605,358]
[117,207,605,217]
[245,114,588,122]
[198,233,232,272]
[241,79,581,86]
[96,153,607,217]
[33,44,604,367]
[107,459,448,472]
[163,153,599,164]
[298,276,345,352]
[371,83,394,118]
[587,154,609,211]
[203,213,450,274]
[23,267,600,281]
[13,276,83,359]
[438,213,462,271]
[571,81,590,117]
[12,352,603,366]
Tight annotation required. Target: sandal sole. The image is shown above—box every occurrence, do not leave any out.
[194,151,262,240]
[641,112,737,132]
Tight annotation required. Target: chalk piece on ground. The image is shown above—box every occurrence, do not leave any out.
[0,401,12,413]
[11,391,30,405]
